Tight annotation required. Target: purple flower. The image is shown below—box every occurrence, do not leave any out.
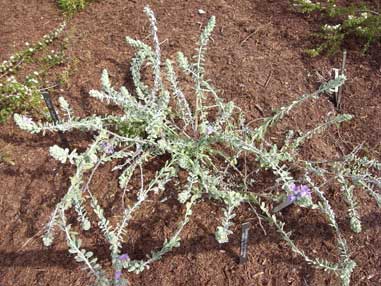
[274,184,312,213]
[119,253,129,261]
[299,185,311,197]
[288,184,311,201]
[100,141,114,155]
[114,270,122,281]
[287,194,297,203]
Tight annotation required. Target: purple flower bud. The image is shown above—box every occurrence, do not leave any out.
[114,270,122,281]
[119,253,129,261]
[100,141,114,155]
[290,183,298,193]
[287,194,296,203]
[299,185,312,197]
[289,184,311,200]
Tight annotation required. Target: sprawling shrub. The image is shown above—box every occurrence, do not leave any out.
[15,7,381,286]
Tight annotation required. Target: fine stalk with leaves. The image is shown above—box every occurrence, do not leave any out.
[15,6,381,286]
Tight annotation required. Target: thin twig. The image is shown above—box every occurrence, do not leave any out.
[249,202,267,236]
[18,229,44,252]
[254,104,264,116]
[240,30,257,46]
[39,84,59,91]
[264,70,273,89]
[82,159,103,193]
[240,23,271,46]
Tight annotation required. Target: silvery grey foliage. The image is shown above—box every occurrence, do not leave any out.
[14,6,381,286]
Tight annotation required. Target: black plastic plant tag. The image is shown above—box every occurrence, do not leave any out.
[273,199,294,213]
[42,90,69,147]
[239,222,250,264]
[42,90,60,124]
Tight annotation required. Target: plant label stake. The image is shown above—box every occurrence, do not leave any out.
[336,49,347,110]
[239,222,250,264]
[42,91,60,123]
[42,90,69,147]
[273,199,294,213]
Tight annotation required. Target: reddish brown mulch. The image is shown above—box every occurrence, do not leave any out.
[1,0,380,285]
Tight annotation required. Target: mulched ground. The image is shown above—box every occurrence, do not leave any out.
[0,0,380,285]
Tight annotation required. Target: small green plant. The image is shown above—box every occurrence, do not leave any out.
[0,23,66,123]
[15,7,381,286]
[293,0,381,56]
[0,74,44,122]
[58,0,90,13]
